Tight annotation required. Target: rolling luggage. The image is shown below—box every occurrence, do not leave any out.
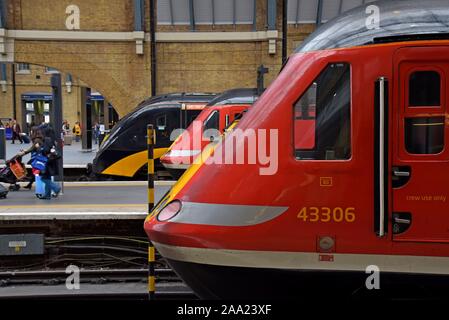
[20,133,30,144]
[64,134,73,145]
[35,175,45,198]
[0,183,8,198]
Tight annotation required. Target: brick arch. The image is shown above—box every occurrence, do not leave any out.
[14,40,151,117]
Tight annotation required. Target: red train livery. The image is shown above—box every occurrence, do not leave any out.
[160,104,249,179]
[145,1,449,298]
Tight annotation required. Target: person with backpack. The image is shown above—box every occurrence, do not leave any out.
[73,122,81,142]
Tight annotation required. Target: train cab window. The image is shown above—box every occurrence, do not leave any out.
[405,117,445,154]
[294,63,351,160]
[409,71,441,107]
[204,111,219,131]
[203,110,219,141]
[156,114,167,130]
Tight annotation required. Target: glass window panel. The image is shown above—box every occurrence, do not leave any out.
[294,63,351,160]
[409,71,441,107]
[235,0,253,24]
[298,0,318,23]
[194,0,212,24]
[16,63,30,72]
[287,0,299,23]
[322,0,341,23]
[172,0,190,25]
[214,0,234,24]
[157,0,172,24]
[405,117,445,154]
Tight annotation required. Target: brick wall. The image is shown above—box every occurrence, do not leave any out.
[8,0,134,31]
[2,0,315,119]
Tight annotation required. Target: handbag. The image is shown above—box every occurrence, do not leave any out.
[31,153,48,172]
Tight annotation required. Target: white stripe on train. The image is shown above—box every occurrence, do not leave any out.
[154,241,449,275]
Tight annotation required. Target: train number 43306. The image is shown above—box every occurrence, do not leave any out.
[297,207,355,223]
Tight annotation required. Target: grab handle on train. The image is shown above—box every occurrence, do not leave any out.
[393,169,410,177]
[392,166,411,189]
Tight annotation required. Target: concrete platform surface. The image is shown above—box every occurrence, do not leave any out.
[2,140,98,166]
[0,181,174,218]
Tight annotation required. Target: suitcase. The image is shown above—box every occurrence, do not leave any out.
[20,133,31,144]
[0,183,8,199]
[35,175,45,198]
[64,135,73,145]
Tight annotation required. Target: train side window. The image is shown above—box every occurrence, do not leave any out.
[156,114,167,130]
[294,63,351,160]
[405,117,445,154]
[409,71,441,107]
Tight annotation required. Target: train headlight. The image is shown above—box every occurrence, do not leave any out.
[157,200,182,222]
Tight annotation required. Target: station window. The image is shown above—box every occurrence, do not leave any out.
[405,117,445,154]
[294,63,351,160]
[409,71,441,107]
[16,63,30,74]
[157,0,254,25]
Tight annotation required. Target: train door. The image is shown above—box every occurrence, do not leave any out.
[391,46,449,242]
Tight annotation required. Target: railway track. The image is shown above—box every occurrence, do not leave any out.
[0,268,176,285]
[0,268,197,300]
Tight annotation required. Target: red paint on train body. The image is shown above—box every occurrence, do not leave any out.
[144,0,449,298]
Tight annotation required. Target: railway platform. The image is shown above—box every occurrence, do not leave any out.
[1,140,95,167]
[0,181,172,216]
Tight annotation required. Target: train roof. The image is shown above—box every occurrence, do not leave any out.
[206,88,260,106]
[296,0,449,53]
[138,92,216,107]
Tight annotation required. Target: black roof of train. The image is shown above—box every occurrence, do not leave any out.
[296,0,449,53]
[137,92,216,108]
[206,88,260,106]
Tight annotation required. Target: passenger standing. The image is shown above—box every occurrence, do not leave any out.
[62,120,70,136]
[11,119,23,144]
[17,127,45,190]
[73,122,81,142]
[40,135,61,199]
[93,122,100,144]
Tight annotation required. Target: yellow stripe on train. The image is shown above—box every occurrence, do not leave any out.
[101,148,168,177]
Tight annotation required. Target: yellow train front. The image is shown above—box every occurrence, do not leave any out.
[145,1,449,299]
[92,93,215,178]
